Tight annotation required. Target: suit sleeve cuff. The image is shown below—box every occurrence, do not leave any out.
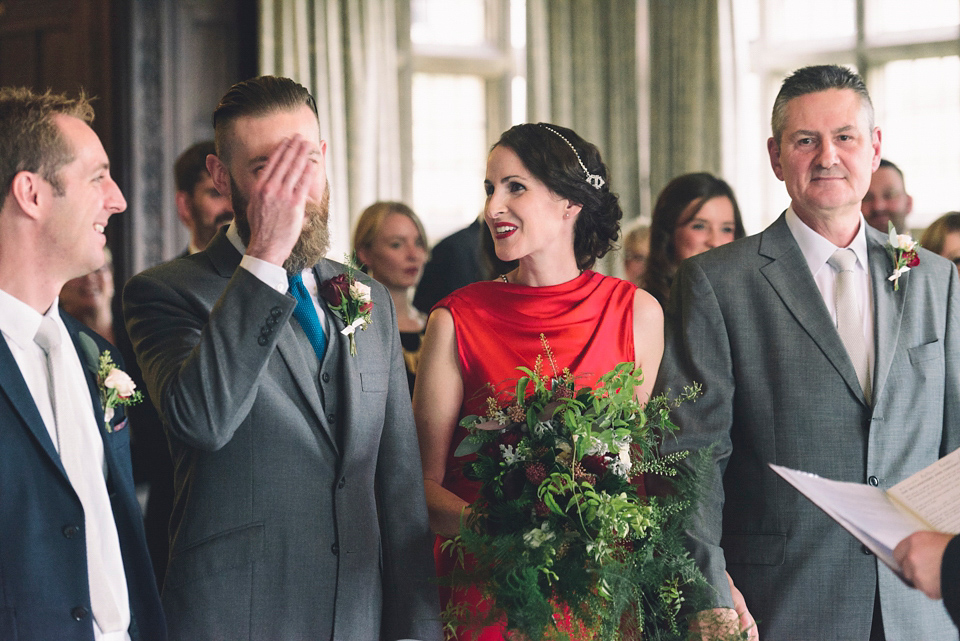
[240,255,288,293]
[941,534,960,626]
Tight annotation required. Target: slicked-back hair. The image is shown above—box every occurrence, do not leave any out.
[175,140,216,193]
[493,123,622,271]
[213,76,318,163]
[0,87,94,199]
[771,65,874,147]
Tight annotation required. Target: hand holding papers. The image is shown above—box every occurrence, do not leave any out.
[770,447,960,578]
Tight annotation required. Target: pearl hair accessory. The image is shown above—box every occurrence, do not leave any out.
[539,124,606,190]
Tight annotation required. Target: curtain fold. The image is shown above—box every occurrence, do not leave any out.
[527,0,641,276]
[259,0,403,258]
[648,0,723,199]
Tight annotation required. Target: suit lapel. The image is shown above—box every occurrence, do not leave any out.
[275,322,339,454]
[63,317,108,432]
[758,214,868,405]
[0,336,67,476]
[868,228,906,405]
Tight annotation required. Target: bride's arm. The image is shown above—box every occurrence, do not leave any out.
[632,288,664,402]
[412,307,470,538]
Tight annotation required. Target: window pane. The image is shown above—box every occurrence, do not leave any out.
[765,0,856,42]
[412,73,488,244]
[869,56,960,229]
[411,0,486,46]
[866,0,960,36]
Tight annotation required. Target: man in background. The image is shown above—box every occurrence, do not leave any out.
[174,140,233,255]
[862,158,913,233]
[0,87,164,640]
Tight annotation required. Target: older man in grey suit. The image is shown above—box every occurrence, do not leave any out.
[123,76,441,640]
[657,65,960,639]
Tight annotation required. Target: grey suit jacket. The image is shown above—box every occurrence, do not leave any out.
[656,214,960,639]
[123,230,441,641]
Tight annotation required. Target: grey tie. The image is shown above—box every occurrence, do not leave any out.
[34,317,127,633]
[828,248,871,404]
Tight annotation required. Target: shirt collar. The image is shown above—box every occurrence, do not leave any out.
[0,288,59,351]
[785,206,870,275]
[226,221,247,256]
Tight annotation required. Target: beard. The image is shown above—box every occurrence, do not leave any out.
[231,176,331,273]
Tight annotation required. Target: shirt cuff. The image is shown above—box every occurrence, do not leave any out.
[240,255,288,293]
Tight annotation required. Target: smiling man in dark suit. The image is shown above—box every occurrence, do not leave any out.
[123,76,440,641]
[0,87,165,640]
[657,65,960,639]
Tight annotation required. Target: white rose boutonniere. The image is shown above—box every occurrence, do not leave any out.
[97,351,143,431]
[885,221,920,291]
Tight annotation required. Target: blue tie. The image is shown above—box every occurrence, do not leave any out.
[288,271,327,361]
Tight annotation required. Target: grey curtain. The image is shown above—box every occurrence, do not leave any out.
[259,0,403,257]
[527,0,642,275]
[648,0,723,199]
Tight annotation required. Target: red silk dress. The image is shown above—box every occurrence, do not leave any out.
[434,270,638,640]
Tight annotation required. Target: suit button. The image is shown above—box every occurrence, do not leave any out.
[338,477,346,489]
[868,476,879,486]
[271,306,283,318]
[266,316,277,327]
[71,606,89,620]
[62,525,79,538]
[331,543,339,555]
[862,544,873,555]
[322,373,330,383]
[258,335,268,346]
[327,412,335,423]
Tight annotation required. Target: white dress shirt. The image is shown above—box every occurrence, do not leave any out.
[0,288,131,641]
[785,207,875,377]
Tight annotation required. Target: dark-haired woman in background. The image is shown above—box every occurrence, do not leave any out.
[413,123,663,639]
[642,172,745,307]
[353,201,429,394]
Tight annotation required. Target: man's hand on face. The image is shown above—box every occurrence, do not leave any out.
[244,135,320,266]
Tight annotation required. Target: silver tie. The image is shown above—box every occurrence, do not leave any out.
[827,248,871,404]
[34,317,127,633]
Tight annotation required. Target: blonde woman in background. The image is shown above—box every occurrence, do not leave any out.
[353,201,429,393]
[921,212,960,274]
[622,223,650,286]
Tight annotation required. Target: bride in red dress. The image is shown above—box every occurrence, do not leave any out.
[412,123,664,640]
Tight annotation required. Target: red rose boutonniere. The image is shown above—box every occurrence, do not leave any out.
[319,260,373,356]
[885,222,920,291]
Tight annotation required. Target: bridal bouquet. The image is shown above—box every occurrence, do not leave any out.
[443,337,711,640]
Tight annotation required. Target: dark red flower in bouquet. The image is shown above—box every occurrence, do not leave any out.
[580,454,608,476]
[499,429,522,448]
[319,274,349,306]
[525,462,548,485]
[359,301,374,313]
[906,251,920,268]
[501,467,527,501]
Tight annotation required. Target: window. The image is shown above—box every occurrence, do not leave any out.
[730,0,960,232]
[403,0,526,245]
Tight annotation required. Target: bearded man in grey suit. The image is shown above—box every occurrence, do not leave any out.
[657,65,960,640]
[123,76,441,641]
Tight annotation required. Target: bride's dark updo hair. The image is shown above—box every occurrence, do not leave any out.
[492,123,622,270]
